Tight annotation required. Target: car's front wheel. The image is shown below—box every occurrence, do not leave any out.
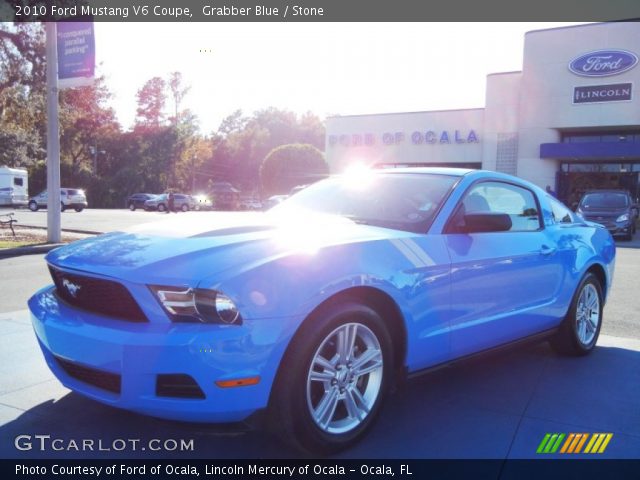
[181,204,189,212]
[74,207,84,212]
[550,272,603,356]
[28,201,38,212]
[270,302,392,454]
[129,203,136,211]
[158,204,166,212]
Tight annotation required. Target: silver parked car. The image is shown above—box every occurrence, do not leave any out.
[144,193,195,212]
[28,188,88,212]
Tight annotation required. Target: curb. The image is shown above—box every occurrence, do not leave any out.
[0,243,65,258]
[14,224,102,235]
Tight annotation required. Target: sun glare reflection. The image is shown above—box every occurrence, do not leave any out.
[342,163,376,191]
[268,208,354,255]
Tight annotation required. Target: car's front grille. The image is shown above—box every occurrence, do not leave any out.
[156,374,205,399]
[49,266,148,322]
[55,356,121,394]
[584,216,616,228]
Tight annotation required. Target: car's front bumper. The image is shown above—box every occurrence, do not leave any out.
[28,286,291,423]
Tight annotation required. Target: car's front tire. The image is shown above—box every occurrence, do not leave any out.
[129,203,136,211]
[60,202,65,212]
[181,204,189,212]
[74,207,84,212]
[550,272,603,356]
[270,302,393,454]
[158,204,166,212]
[28,201,38,212]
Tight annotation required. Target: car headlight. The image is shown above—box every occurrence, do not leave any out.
[149,286,242,324]
[616,213,629,223]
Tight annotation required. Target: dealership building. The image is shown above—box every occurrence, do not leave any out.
[325,22,640,205]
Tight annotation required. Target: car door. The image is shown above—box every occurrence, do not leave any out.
[444,180,564,357]
[37,190,47,207]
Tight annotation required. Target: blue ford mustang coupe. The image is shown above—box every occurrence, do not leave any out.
[29,168,615,453]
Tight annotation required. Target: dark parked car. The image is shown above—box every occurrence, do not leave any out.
[127,193,156,211]
[576,189,636,240]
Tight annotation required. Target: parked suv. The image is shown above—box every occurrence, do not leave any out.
[28,188,88,212]
[576,189,636,240]
[144,193,195,212]
[127,193,157,211]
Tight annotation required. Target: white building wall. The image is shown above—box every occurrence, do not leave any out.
[483,72,522,173]
[517,22,640,188]
[324,22,640,192]
[325,109,484,173]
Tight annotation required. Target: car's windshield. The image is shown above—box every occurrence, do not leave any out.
[580,192,629,209]
[270,172,458,233]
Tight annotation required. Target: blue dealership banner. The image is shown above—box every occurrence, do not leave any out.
[56,21,95,89]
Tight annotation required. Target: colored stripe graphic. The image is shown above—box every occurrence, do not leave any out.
[550,434,566,453]
[537,434,552,453]
[540,433,613,454]
[560,433,575,453]
[598,433,613,453]
[575,433,589,453]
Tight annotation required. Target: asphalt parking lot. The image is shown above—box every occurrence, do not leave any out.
[0,221,638,460]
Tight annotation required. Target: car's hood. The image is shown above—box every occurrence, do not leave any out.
[46,211,402,285]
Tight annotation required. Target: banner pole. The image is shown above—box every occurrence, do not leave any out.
[45,22,61,243]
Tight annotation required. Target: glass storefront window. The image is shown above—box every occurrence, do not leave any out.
[561,131,640,143]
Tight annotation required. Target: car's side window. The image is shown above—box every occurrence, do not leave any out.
[448,181,542,233]
[548,197,575,224]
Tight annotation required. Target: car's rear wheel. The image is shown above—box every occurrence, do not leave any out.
[60,202,65,212]
[181,204,189,212]
[129,203,136,211]
[270,302,392,454]
[550,272,603,356]
[28,201,38,212]
[158,204,166,212]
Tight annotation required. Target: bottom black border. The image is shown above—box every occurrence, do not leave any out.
[5,459,640,480]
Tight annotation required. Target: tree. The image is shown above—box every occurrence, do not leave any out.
[210,108,326,191]
[135,76,166,127]
[0,23,46,168]
[59,75,120,179]
[260,144,328,196]
[168,71,190,126]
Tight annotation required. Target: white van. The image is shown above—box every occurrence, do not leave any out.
[0,166,28,207]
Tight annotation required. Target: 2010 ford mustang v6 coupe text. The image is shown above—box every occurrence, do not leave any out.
[29,168,615,453]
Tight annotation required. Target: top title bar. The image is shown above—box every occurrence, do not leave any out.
[4,0,640,22]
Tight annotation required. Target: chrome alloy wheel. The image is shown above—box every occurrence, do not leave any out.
[576,283,600,346]
[306,322,383,434]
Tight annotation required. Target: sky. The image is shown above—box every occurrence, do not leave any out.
[94,22,586,134]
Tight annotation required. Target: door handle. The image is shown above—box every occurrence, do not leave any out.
[539,245,557,256]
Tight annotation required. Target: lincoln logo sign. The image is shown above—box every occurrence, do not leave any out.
[569,49,638,77]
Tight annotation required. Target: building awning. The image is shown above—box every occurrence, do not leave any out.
[540,142,640,161]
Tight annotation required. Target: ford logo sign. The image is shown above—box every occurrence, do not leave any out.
[569,50,638,77]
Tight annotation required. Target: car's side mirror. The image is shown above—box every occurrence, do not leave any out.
[462,213,512,233]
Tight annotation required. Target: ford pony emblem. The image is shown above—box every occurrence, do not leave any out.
[569,50,638,77]
[62,278,82,298]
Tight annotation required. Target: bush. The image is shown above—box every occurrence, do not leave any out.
[260,144,328,196]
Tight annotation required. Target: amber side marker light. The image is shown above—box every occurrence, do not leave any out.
[215,377,260,388]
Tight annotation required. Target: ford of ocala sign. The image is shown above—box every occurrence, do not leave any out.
[569,50,638,77]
